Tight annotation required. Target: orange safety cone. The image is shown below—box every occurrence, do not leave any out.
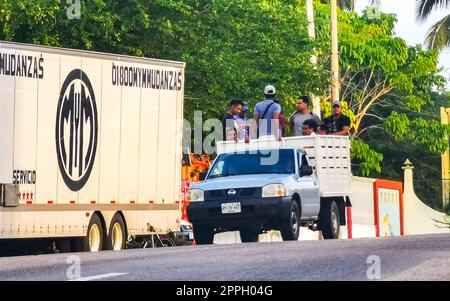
[192,240,197,246]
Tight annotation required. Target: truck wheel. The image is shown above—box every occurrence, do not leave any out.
[87,214,104,252]
[280,201,300,241]
[239,229,259,243]
[320,200,340,239]
[193,225,214,245]
[108,214,127,250]
[73,214,104,252]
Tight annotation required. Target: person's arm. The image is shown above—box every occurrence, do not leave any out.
[273,104,281,140]
[253,114,259,124]
[252,110,259,139]
[288,114,294,137]
[332,126,350,136]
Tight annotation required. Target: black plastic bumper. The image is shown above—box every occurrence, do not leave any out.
[187,197,292,230]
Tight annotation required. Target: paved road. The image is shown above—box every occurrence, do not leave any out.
[0,234,449,281]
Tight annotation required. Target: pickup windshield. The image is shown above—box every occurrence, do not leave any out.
[207,149,295,179]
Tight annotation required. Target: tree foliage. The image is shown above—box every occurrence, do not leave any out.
[0,0,449,190]
[313,4,449,175]
[370,92,450,209]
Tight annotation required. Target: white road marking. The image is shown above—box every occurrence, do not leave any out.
[69,272,128,281]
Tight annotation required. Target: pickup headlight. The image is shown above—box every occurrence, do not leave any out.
[262,184,286,198]
[187,189,204,202]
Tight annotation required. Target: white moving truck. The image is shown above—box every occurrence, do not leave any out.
[0,41,185,252]
[187,136,352,244]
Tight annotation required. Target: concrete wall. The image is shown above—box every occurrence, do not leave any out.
[403,165,450,235]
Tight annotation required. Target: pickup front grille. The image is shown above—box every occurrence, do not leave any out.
[204,187,260,201]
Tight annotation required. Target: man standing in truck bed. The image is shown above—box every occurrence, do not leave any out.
[253,85,281,139]
[289,96,321,136]
[222,99,244,141]
[323,100,351,136]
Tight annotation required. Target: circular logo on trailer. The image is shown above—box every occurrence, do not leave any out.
[56,69,98,192]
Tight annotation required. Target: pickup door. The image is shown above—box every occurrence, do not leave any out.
[295,150,320,219]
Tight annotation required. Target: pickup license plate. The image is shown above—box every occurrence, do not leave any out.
[221,202,241,214]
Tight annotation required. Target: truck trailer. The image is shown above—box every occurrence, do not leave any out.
[0,41,186,252]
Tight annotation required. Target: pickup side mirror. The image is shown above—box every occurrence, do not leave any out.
[300,165,313,177]
[199,171,208,181]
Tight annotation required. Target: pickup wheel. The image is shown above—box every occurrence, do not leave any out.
[280,201,300,241]
[239,229,259,243]
[193,225,214,245]
[320,200,340,239]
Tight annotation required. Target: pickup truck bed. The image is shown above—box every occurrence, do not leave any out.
[216,135,352,198]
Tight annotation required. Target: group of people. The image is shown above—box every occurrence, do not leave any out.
[221,84,351,141]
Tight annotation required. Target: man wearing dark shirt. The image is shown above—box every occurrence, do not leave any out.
[222,99,244,141]
[323,101,351,136]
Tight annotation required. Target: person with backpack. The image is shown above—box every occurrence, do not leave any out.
[289,96,321,136]
[253,85,282,139]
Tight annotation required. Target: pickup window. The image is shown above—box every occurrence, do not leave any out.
[296,151,309,166]
[208,149,295,179]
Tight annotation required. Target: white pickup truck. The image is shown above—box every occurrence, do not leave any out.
[187,136,352,244]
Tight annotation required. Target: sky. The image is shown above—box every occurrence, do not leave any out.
[355,0,450,88]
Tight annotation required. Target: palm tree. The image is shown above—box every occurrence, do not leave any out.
[417,0,450,49]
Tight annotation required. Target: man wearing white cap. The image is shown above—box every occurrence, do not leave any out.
[323,100,351,136]
[253,84,281,139]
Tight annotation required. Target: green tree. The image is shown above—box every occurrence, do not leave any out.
[313,4,449,176]
[366,92,450,209]
[1,0,449,186]
[0,0,329,119]
[416,0,450,49]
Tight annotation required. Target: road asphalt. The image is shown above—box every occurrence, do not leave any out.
[0,234,449,281]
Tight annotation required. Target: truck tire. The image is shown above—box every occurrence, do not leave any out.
[193,224,214,245]
[73,214,104,252]
[239,229,259,243]
[320,200,340,239]
[108,213,127,250]
[280,201,300,241]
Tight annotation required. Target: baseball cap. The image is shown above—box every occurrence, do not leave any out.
[332,100,342,108]
[264,85,276,95]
